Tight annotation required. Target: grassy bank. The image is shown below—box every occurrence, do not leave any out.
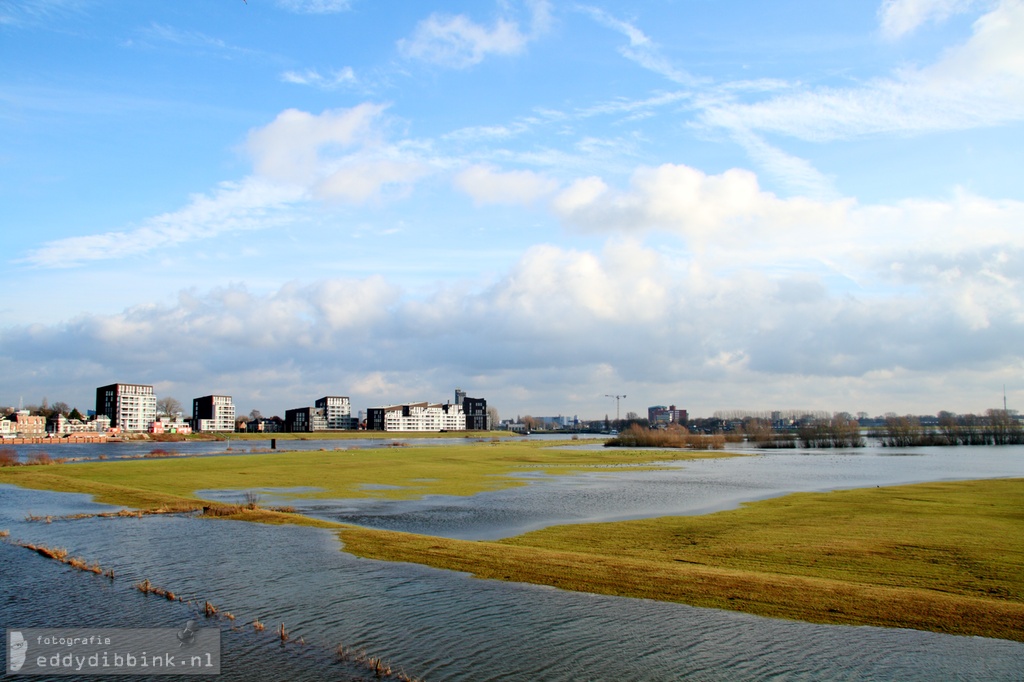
[341,478,1024,641]
[1,443,1020,641]
[0,439,733,504]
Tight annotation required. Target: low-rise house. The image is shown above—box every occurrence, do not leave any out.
[149,417,192,435]
[10,411,46,437]
[246,417,284,433]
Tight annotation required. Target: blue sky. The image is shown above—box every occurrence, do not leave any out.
[2,0,1022,421]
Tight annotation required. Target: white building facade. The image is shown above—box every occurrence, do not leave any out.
[96,383,157,432]
[193,395,236,433]
[367,402,465,432]
[315,396,356,430]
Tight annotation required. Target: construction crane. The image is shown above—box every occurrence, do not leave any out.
[604,394,627,424]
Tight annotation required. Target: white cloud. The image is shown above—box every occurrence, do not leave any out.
[246,104,387,185]
[20,104,432,267]
[20,178,305,268]
[316,157,430,203]
[5,234,1020,416]
[549,164,1024,338]
[0,0,85,28]
[275,0,351,14]
[399,1,551,68]
[702,0,1024,141]
[281,67,357,90]
[879,0,981,38]
[553,163,851,247]
[454,165,559,205]
[246,104,430,203]
[579,6,702,86]
[727,129,838,199]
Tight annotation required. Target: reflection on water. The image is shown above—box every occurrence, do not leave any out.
[2,445,1024,680]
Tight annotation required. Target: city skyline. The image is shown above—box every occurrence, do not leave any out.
[2,1,1022,418]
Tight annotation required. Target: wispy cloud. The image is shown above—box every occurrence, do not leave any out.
[281,67,358,90]
[399,0,552,68]
[878,0,982,39]
[0,0,87,28]
[578,6,703,86]
[18,103,435,268]
[20,179,306,268]
[700,0,1024,141]
[136,22,262,60]
[275,0,352,14]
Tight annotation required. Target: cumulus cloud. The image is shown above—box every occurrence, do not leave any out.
[547,163,1024,346]
[399,0,552,68]
[246,104,387,184]
[246,104,430,202]
[552,163,852,248]
[454,165,559,205]
[552,164,1024,271]
[4,237,1021,415]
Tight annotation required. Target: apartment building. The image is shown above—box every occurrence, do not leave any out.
[648,404,688,427]
[284,406,327,433]
[314,396,357,430]
[96,383,157,432]
[366,402,466,432]
[192,395,236,433]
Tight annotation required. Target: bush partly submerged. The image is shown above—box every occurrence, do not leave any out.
[605,425,725,450]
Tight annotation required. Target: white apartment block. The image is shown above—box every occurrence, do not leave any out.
[96,383,157,433]
[315,396,356,429]
[367,402,465,432]
[193,395,236,433]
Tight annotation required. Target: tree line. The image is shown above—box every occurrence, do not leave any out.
[880,410,1023,446]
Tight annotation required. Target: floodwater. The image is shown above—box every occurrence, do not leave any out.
[2,443,1023,680]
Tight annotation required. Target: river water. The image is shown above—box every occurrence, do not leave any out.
[2,442,1023,680]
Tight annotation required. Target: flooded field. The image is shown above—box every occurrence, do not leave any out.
[2,443,1023,680]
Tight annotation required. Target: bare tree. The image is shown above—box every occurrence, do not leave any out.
[156,397,182,418]
[486,406,499,429]
[50,401,70,417]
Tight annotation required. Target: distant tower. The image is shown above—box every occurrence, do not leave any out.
[455,388,467,406]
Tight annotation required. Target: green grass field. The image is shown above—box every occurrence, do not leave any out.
[1,441,1021,641]
[0,439,728,504]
